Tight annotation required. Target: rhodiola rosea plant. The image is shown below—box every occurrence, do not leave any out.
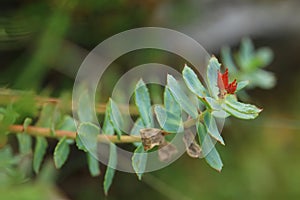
[0,39,273,195]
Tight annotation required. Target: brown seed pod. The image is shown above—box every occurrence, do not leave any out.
[183,130,202,158]
[140,128,165,151]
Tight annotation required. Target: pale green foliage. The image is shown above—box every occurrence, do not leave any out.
[0,44,268,195]
[221,37,275,90]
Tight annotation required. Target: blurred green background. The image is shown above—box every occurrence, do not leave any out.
[1,0,300,199]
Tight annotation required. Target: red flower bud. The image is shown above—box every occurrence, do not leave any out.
[217,68,237,96]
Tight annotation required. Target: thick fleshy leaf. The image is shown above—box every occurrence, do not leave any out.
[251,69,276,89]
[221,46,237,75]
[0,105,19,134]
[75,136,87,152]
[182,65,207,98]
[238,37,254,70]
[154,105,183,133]
[87,153,100,177]
[206,57,221,99]
[167,75,198,119]
[103,103,115,135]
[103,143,117,195]
[103,102,117,194]
[255,48,273,67]
[108,99,123,139]
[17,118,32,154]
[77,122,99,153]
[225,95,262,114]
[196,121,223,171]
[221,104,259,119]
[78,123,100,176]
[205,97,220,110]
[205,97,228,118]
[130,118,144,147]
[132,144,147,180]
[36,103,61,136]
[236,80,249,91]
[24,117,32,130]
[154,87,184,133]
[203,111,225,145]
[33,136,48,173]
[134,79,153,128]
[164,87,180,114]
[57,116,76,131]
[78,90,96,123]
[54,136,70,168]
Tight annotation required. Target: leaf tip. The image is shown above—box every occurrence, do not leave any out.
[136,78,145,88]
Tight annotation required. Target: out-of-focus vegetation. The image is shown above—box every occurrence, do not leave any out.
[1,0,300,199]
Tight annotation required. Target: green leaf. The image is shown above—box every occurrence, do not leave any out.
[250,69,276,89]
[225,95,262,114]
[33,136,48,174]
[0,145,20,166]
[167,75,198,119]
[222,94,261,120]
[221,104,259,119]
[17,134,32,155]
[23,117,32,130]
[75,136,87,152]
[255,48,273,67]
[130,118,144,147]
[206,57,221,99]
[203,111,225,145]
[154,87,184,133]
[108,99,123,139]
[77,122,99,154]
[17,118,32,154]
[87,153,100,177]
[36,103,61,136]
[78,90,97,123]
[57,115,76,131]
[36,104,55,127]
[196,121,223,171]
[205,97,228,118]
[77,122,100,177]
[182,65,207,98]
[154,105,183,133]
[103,143,117,195]
[0,105,19,134]
[236,80,249,91]
[238,37,254,70]
[103,103,115,135]
[132,144,147,180]
[54,136,70,168]
[134,79,154,127]
[164,87,180,114]
[221,46,237,75]
[103,104,118,194]
[13,93,38,118]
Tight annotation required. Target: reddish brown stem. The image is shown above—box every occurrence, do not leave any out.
[9,125,141,143]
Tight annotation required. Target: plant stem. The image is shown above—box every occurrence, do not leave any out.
[9,125,141,143]
[0,89,139,115]
[8,114,200,144]
[3,89,202,144]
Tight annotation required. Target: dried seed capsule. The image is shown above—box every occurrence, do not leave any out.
[183,131,202,158]
[140,128,165,151]
[158,142,178,162]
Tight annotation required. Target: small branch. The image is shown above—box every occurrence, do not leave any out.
[0,89,139,115]
[9,125,141,143]
[9,117,200,144]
